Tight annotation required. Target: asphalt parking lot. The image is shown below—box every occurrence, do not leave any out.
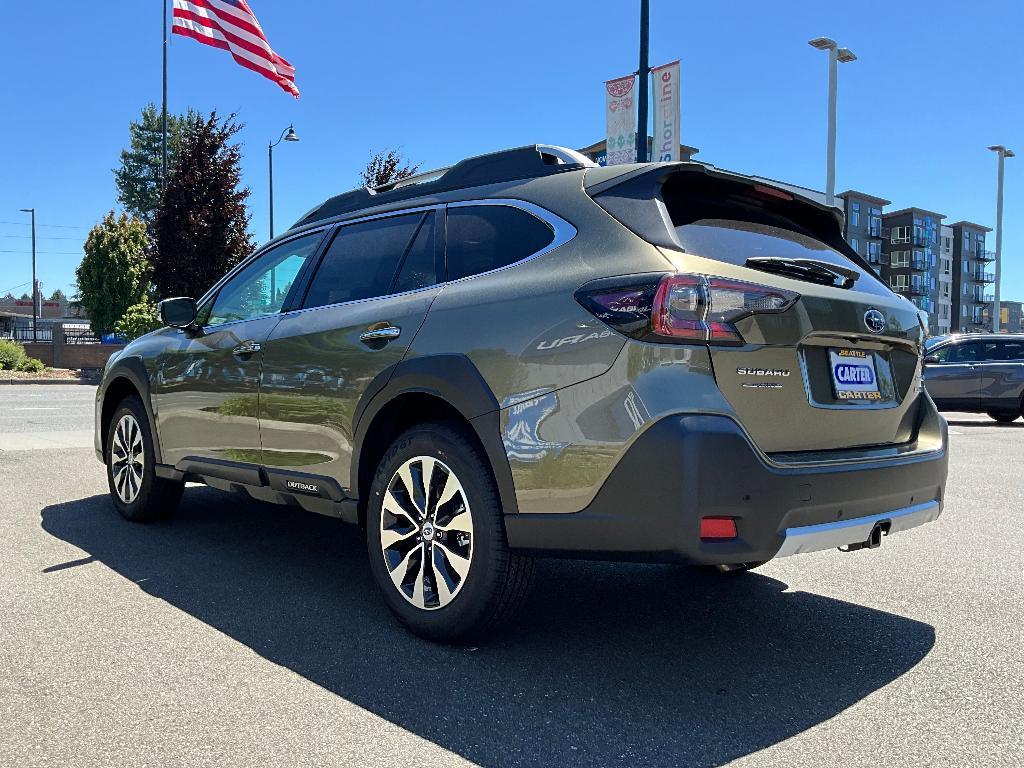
[1,384,1021,767]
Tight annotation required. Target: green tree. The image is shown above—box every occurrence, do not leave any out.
[48,288,68,303]
[150,112,255,299]
[114,103,198,222]
[359,149,419,188]
[76,212,152,335]
[114,298,161,341]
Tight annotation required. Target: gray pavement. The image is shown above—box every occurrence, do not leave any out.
[0,384,1021,767]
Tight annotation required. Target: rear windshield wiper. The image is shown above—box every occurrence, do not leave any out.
[744,257,860,290]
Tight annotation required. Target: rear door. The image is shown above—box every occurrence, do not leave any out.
[923,341,982,408]
[975,339,1024,409]
[257,209,442,490]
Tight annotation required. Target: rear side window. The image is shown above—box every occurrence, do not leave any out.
[998,341,1024,361]
[304,213,429,308]
[445,205,554,281]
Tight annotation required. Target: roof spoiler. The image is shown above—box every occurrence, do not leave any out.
[584,162,873,275]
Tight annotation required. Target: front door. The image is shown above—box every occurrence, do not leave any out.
[152,232,324,466]
[258,209,442,490]
[923,340,984,409]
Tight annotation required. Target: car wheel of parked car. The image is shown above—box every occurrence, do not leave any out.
[986,411,1020,423]
[366,423,534,643]
[106,397,183,522]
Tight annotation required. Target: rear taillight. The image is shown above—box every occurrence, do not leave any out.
[576,273,799,345]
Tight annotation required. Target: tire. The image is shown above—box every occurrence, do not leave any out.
[365,422,534,643]
[106,396,183,522]
[986,410,1019,423]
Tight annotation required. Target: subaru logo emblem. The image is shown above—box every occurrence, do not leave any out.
[863,309,886,334]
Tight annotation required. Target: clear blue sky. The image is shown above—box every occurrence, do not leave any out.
[1,0,1021,300]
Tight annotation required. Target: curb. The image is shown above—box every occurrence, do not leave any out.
[1,378,99,385]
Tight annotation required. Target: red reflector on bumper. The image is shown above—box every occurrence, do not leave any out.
[700,517,738,540]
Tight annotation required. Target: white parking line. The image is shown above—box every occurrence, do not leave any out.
[0,430,94,451]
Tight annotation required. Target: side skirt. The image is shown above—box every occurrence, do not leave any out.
[155,458,360,523]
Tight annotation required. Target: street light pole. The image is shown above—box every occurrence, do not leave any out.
[19,208,36,343]
[268,124,300,240]
[809,38,857,207]
[636,0,650,163]
[988,145,1015,332]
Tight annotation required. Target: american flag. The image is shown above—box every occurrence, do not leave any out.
[171,0,299,98]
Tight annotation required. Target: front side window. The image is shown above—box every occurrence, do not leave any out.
[205,233,322,326]
[303,212,433,309]
[445,205,555,281]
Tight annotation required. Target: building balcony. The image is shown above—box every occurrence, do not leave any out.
[909,283,928,296]
[911,234,928,247]
[910,258,929,271]
[973,270,995,283]
[912,296,933,312]
[868,220,883,238]
[972,292,995,304]
[976,249,996,262]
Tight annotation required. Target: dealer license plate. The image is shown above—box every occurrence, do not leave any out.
[829,348,881,401]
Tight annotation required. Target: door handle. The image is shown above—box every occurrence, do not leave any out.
[232,341,262,357]
[359,325,401,345]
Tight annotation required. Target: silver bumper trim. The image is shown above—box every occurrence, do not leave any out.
[775,500,941,558]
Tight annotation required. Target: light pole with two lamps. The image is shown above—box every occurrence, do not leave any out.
[19,207,37,342]
[808,37,857,207]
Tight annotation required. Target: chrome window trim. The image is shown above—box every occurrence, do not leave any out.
[195,226,331,331]
[192,198,576,326]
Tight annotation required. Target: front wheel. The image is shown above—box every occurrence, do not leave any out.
[106,396,183,522]
[987,410,1020,423]
[366,423,534,643]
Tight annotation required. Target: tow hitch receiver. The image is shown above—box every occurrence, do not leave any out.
[839,520,892,553]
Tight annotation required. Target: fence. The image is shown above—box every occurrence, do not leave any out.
[0,326,54,343]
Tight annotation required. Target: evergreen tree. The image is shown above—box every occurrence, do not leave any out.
[150,112,255,299]
[114,103,198,222]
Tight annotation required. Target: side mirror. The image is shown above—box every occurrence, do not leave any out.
[159,297,198,329]
[923,355,939,365]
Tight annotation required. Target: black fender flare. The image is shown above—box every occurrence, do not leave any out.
[350,353,519,515]
[99,356,162,464]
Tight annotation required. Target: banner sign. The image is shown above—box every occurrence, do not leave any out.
[651,60,681,162]
[605,75,637,165]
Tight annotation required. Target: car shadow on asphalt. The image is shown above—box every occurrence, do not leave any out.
[41,489,935,768]
[946,419,1024,428]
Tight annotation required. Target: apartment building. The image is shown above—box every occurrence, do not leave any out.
[1001,301,1024,333]
[837,191,1000,334]
[838,190,888,277]
[949,221,994,332]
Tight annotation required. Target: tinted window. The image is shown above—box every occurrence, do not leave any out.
[205,233,321,326]
[445,205,554,281]
[393,212,437,294]
[304,214,424,309]
[998,341,1024,361]
[933,342,984,363]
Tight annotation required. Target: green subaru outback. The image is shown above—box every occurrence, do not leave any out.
[95,145,948,641]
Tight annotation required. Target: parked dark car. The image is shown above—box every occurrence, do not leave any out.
[923,333,1024,422]
[94,144,948,641]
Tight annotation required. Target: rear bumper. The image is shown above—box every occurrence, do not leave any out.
[505,404,948,564]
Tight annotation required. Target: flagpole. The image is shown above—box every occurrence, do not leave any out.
[162,0,168,191]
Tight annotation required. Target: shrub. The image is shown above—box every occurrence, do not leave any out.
[0,339,27,371]
[115,299,161,341]
[17,357,45,373]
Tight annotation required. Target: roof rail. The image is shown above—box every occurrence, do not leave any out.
[293,145,595,230]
